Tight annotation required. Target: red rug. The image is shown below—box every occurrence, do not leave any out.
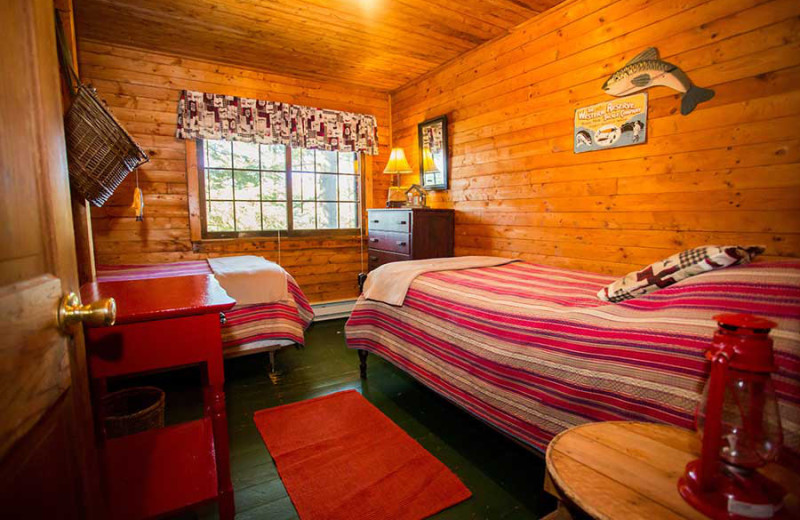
[253,390,471,520]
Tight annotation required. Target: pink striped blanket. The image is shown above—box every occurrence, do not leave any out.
[97,261,314,352]
[345,261,800,464]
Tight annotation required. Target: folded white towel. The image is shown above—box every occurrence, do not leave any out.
[363,256,519,306]
[207,255,288,305]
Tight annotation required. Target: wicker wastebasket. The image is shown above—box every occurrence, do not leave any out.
[101,386,165,438]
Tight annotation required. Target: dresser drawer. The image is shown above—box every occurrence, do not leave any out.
[368,210,411,233]
[368,230,410,255]
[368,250,410,271]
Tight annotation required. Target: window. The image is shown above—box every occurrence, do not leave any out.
[198,139,360,237]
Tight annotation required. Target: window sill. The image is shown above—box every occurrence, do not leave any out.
[191,233,365,253]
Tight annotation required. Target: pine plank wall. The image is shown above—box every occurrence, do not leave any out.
[78,0,800,302]
[392,0,800,274]
[78,40,391,302]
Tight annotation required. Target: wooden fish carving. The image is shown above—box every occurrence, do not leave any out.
[602,47,714,115]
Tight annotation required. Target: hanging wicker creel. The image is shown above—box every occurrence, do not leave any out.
[56,13,148,206]
[63,85,149,206]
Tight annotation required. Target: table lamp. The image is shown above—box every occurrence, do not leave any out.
[383,147,412,207]
[678,313,787,519]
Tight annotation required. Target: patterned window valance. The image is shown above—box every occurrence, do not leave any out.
[176,90,379,155]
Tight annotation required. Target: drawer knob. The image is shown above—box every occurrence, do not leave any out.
[399,220,407,224]
[397,241,406,246]
[369,256,378,261]
[370,238,379,243]
[372,219,380,223]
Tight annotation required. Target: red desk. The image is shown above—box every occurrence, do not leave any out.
[83,275,236,520]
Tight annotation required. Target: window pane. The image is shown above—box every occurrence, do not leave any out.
[233,141,260,169]
[262,202,287,230]
[206,140,232,168]
[315,150,337,173]
[339,175,357,202]
[339,203,357,229]
[261,144,286,170]
[207,201,234,232]
[338,152,356,174]
[293,201,315,229]
[235,201,261,231]
[303,149,315,171]
[316,174,337,201]
[293,172,315,201]
[316,202,337,229]
[261,171,286,201]
[234,170,260,200]
[291,147,302,171]
[207,169,233,200]
[291,147,315,171]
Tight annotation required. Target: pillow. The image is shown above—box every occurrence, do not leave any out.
[598,245,765,303]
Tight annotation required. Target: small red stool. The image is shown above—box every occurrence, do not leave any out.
[83,275,236,520]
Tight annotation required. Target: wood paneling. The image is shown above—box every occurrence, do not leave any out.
[72,0,563,91]
[79,40,390,302]
[391,0,800,275]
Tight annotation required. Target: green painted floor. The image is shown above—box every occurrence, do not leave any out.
[117,319,556,519]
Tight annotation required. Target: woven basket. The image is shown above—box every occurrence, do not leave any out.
[56,14,148,206]
[63,86,149,206]
[101,386,165,439]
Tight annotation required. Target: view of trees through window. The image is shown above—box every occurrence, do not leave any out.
[200,139,359,235]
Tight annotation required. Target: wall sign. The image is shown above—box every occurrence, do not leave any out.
[574,93,647,154]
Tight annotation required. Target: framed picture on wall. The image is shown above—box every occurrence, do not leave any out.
[417,115,449,190]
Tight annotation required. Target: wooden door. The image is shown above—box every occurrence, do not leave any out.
[0,0,102,518]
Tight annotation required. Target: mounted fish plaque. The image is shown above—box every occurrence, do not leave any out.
[602,47,714,115]
[574,93,647,153]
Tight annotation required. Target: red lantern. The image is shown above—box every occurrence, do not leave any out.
[678,313,787,519]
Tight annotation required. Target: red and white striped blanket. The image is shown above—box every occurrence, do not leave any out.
[345,261,800,464]
[97,261,314,351]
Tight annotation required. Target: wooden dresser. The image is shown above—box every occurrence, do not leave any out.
[367,208,455,271]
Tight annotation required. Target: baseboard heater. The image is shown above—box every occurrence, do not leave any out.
[311,299,358,321]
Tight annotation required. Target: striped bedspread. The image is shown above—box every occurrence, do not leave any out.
[97,261,314,351]
[345,261,800,464]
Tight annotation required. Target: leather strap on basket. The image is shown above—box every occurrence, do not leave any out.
[54,9,80,98]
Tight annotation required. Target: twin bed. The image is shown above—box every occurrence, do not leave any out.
[99,255,799,465]
[97,260,314,359]
[345,260,800,465]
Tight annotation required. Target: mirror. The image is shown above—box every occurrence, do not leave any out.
[417,115,448,190]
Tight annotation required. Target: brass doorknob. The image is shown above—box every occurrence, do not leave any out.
[58,292,116,330]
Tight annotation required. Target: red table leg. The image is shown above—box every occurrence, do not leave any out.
[205,384,234,520]
[203,328,234,520]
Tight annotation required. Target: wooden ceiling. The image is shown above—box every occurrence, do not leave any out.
[73,0,562,92]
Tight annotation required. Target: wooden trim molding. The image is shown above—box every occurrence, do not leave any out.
[185,140,202,242]
[56,2,96,284]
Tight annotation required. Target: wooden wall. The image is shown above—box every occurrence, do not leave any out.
[391,0,800,274]
[78,40,391,302]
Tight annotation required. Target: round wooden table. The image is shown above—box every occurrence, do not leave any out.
[544,421,799,520]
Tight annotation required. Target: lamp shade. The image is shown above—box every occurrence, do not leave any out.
[421,147,439,173]
[383,148,412,175]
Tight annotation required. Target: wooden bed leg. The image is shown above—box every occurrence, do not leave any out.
[268,351,277,374]
[358,349,368,379]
